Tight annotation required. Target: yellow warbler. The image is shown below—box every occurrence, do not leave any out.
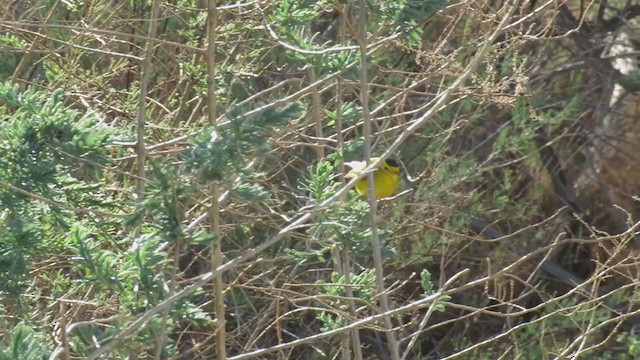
[344,157,400,199]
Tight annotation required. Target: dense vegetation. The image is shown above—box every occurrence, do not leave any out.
[2,0,640,359]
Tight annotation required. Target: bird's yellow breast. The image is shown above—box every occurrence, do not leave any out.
[354,167,399,199]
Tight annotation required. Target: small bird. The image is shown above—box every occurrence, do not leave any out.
[344,157,400,199]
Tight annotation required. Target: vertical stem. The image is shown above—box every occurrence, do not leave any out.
[306,19,324,159]
[309,67,325,159]
[156,189,182,359]
[340,247,364,360]
[336,4,363,360]
[210,183,225,359]
[59,301,69,360]
[134,0,161,355]
[357,1,400,359]
[135,0,161,207]
[206,0,226,359]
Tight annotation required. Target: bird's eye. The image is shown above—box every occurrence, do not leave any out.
[385,158,399,168]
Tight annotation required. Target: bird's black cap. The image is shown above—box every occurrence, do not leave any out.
[385,158,399,167]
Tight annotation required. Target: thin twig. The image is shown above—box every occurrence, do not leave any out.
[358,0,400,358]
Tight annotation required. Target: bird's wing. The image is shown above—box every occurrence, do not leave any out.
[343,160,366,170]
[343,160,366,178]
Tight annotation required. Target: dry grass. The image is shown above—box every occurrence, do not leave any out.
[2,0,640,359]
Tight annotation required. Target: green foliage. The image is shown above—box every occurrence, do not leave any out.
[123,235,168,308]
[0,33,27,49]
[0,82,216,356]
[274,0,320,27]
[294,159,396,264]
[71,225,123,290]
[0,217,40,296]
[301,159,340,204]
[184,102,302,182]
[0,82,112,296]
[3,1,638,358]
[316,269,376,332]
[496,293,636,359]
[138,162,187,239]
[420,269,434,295]
[0,85,111,186]
[232,180,270,202]
[325,102,362,128]
[617,332,640,359]
[617,68,640,91]
[370,0,448,33]
[65,222,207,356]
[319,269,376,300]
[492,99,536,156]
[0,35,22,79]
[420,269,448,312]
[60,0,83,13]
[271,0,330,66]
[0,323,51,360]
[536,94,582,127]
[421,157,482,201]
